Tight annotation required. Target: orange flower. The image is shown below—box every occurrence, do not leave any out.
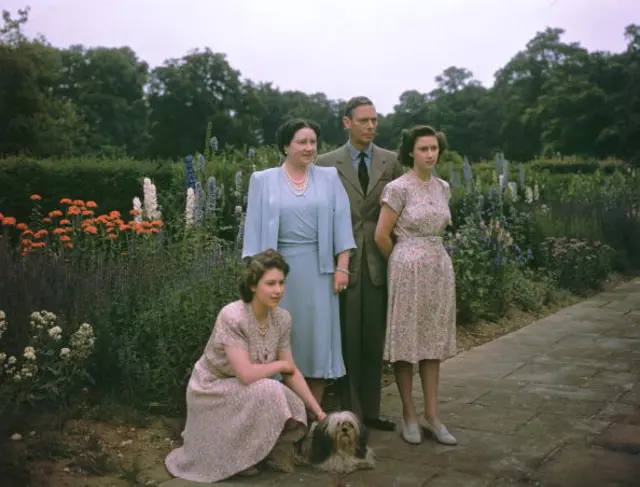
[129,209,142,216]
[34,229,48,238]
[72,199,85,206]
[60,198,72,205]
[31,241,46,248]
[30,194,42,201]
[2,217,16,226]
[42,217,52,223]
[17,223,28,231]
[59,219,71,226]
[48,210,63,218]
[150,220,164,227]
[67,206,81,216]
[60,235,71,242]
[82,210,94,217]
[23,229,33,236]
[84,226,98,235]
[109,210,121,218]
[106,227,115,233]
[107,233,118,239]
[150,227,160,233]
[64,227,73,234]
[53,228,66,235]
[64,243,73,249]
[86,201,98,208]
[119,223,129,231]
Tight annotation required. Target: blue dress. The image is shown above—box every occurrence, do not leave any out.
[277,169,346,379]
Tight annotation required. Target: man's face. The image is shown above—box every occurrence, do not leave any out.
[343,104,377,146]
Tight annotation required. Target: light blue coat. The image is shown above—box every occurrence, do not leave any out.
[241,164,356,273]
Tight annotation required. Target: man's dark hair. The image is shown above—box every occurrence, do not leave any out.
[343,96,374,119]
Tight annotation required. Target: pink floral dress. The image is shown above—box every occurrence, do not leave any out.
[380,173,457,363]
[164,300,307,483]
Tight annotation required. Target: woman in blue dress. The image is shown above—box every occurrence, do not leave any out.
[242,118,356,415]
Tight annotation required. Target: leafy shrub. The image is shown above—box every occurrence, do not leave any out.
[0,309,95,435]
[540,237,616,294]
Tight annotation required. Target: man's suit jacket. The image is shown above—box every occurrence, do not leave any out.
[316,143,403,287]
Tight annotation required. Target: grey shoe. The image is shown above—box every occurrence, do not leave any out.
[421,418,457,445]
[401,419,423,444]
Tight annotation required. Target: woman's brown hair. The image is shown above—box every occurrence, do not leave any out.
[397,125,448,167]
[239,249,290,302]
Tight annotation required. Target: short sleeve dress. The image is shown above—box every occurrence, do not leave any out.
[164,300,308,483]
[380,173,457,363]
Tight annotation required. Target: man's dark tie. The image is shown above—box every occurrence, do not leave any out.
[358,151,369,193]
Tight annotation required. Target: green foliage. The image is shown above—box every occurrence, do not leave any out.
[540,237,616,294]
[1,152,639,416]
[0,156,179,224]
[1,8,640,165]
[0,309,95,434]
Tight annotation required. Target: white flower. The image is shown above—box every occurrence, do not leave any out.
[0,310,5,320]
[60,348,71,359]
[8,355,17,365]
[30,310,56,330]
[0,353,5,362]
[13,374,22,382]
[48,326,63,341]
[525,186,534,204]
[133,197,143,223]
[23,346,36,361]
[69,323,96,359]
[234,205,242,215]
[42,311,56,322]
[143,177,162,220]
[20,363,37,378]
[185,187,195,227]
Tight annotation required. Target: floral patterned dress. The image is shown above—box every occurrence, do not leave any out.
[164,300,308,483]
[380,173,457,363]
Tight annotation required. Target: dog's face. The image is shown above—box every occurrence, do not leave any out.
[308,411,369,465]
[327,411,360,451]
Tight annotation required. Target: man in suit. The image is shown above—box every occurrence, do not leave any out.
[315,96,403,431]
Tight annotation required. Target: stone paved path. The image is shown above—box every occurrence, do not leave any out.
[159,280,640,487]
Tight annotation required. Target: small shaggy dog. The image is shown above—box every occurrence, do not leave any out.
[295,411,376,475]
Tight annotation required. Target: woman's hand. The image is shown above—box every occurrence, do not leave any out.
[278,359,295,375]
[316,410,327,422]
[333,270,349,295]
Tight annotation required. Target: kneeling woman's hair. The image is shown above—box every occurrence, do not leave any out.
[239,249,290,302]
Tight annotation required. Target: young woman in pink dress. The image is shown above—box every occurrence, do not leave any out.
[165,249,327,482]
[374,125,458,446]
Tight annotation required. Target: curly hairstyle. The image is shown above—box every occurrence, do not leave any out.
[239,249,290,302]
[397,125,448,167]
[275,118,321,156]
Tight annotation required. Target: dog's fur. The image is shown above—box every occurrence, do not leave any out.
[295,411,376,474]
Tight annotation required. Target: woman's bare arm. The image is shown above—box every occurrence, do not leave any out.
[225,346,287,385]
[278,348,325,419]
[374,203,399,259]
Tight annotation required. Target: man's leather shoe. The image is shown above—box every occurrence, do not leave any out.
[363,416,396,431]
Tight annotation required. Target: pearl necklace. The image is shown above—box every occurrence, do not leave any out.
[282,164,309,196]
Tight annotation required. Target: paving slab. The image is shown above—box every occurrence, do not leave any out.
[158,279,640,487]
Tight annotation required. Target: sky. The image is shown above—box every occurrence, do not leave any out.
[5,0,639,114]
